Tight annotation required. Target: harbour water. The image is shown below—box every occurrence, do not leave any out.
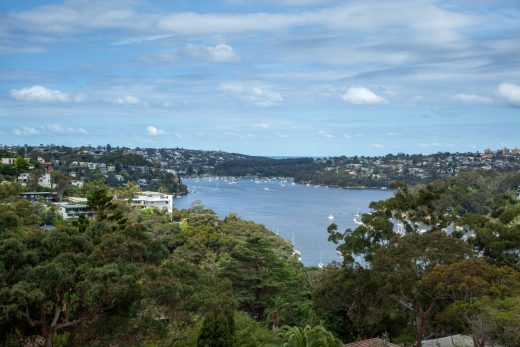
[174,177,394,266]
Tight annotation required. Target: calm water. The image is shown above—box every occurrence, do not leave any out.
[174,178,394,266]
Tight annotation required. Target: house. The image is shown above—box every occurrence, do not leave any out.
[42,162,54,173]
[20,192,58,203]
[57,203,94,220]
[344,338,400,347]
[1,158,16,165]
[136,178,148,186]
[17,173,30,186]
[71,180,84,188]
[131,191,174,213]
[38,173,55,189]
[422,335,473,347]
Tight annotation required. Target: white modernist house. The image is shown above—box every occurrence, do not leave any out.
[38,173,55,189]
[58,203,94,220]
[131,191,174,214]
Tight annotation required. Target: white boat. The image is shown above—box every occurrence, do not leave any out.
[328,214,334,220]
[291,233,302,261]
[263,187,270,191]
[353,213,363,225]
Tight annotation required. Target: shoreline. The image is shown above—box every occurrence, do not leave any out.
[180,175,392,191]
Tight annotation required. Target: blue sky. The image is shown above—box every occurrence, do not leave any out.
[0,0,519,156]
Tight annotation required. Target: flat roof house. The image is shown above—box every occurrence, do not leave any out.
[131,191,174,214]
[57,203,94,220]
[20,192,58,203]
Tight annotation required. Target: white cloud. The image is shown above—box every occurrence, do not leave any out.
[253,122,271,129]
[9,85,83,103]
[318,130,334,138]
[13,126,41,136]
[498,83,520,106]
[13,123,86,136]
[341,86,388,105]
[112,34,175,46]
[386,131,401,136]
[183,44,240,63]
[42,123,87,134]
[116,95,141,106]
[147,125,166,136]
[219,82,283,106]
[158,3,480,35]
[371,143,385,148]
[453,93,492,104]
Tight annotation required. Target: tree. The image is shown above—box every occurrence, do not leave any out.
[371,232,473,347]
[270,325,343,347]
[51,171,70,200]
[87,185,114,220]
[14,156,29,173]
[219,237,308,323]
[197,309,235,347]
[424,258,520,347]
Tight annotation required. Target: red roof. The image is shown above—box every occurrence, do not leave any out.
[344,338,400,347]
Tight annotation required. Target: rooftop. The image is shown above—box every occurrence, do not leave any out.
[344,338,400,347]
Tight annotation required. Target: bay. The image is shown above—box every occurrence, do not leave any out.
[174,177,394,266]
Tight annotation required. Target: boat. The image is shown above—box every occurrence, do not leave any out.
[291,233,302,261]
[328,214,334,220]
[353,212,363,225]
[263,187,270,191]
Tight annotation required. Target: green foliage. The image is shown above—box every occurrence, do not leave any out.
[220,236,311,326]
[268,325,343,347]
[316,171,520,344]
[197,309,235,347]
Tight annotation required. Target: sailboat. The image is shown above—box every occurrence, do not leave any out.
[318,249,324,269]
[291,233,301,261]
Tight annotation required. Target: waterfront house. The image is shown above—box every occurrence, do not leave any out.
[131,191,174,214]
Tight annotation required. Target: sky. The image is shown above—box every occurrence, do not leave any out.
[0,0,519,156]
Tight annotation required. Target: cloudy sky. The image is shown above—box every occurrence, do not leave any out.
[0,0,519,156]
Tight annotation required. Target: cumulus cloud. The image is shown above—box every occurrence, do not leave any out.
[341,86,388,105]
[13,123,86,136]
[9,85,84,103]
[453,93,492,104]
[13,126,41,136]
[116,95,141,106]
[147,125,166,136]
[219,82,283,106]
[183,43,240,63]
[498,83,520,106]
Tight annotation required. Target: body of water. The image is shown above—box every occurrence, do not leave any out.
[174,177,394,266]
